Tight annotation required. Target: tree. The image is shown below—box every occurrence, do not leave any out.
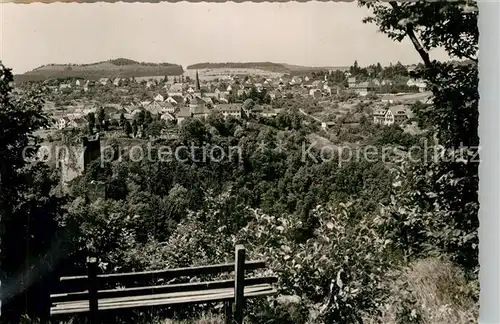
[97,107,105,124]
[350,60,360,75]
[136,110,146,126]
[119,113,126,128]
[146,120,164,138]
[242,99,255,111]
[132,120,138,137]
[124,120,132,137]
[360,0,479,273]
[96,118,102,132]
[102,119,109,131]
[144,111,153,125]
[249,86,259,102]
[87,112,95,134]
[0,63,65,322]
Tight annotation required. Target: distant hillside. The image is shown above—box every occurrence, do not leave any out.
[15,58,184,82]
[187,62,348,74]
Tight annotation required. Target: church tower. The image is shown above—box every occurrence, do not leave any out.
[195,70,201,91]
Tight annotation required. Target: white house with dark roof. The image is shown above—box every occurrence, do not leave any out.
[406,78,427,92]
[309,89,322,99]
[166,96,178,105]
[162,102,176,114]
[56,117,68,130]
[348,77,357,88]
[154,94,164,102]
[353,81,376,97]
[168,83,184,97]
[373,108,388,124]
[191,105,211,120]
[216,104,241,118]
[373,105,411,126]
[160,112,176,122]
[260,105,278,117]
[145,101,166,115]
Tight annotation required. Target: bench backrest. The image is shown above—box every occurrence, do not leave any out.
[51,260,276,303]
[53,260,268,293]
[50,245,276,324]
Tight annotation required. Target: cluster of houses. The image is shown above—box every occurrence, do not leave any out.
[53,100,279,131]
[347,76,427,96]
[50,69,341,100]
[50,71,338,130]
[47,68,429,132]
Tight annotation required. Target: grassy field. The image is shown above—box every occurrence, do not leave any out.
[184,68,284,81]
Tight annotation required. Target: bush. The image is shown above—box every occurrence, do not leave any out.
[237,204,391,323]
[363,258,478,324]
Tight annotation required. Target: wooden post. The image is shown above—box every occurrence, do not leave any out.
[224,301,233,324]
[234,245,245,324]
[87,256,99,324]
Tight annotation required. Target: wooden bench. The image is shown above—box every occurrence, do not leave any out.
[49,245,277,324]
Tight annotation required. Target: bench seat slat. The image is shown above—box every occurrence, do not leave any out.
[51,285,276,315]
[54,284,271,308]
[51,276,278,303]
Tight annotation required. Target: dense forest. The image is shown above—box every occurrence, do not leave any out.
[0,1,479,323]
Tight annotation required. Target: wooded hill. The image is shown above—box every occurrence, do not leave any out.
[15,58,184,82]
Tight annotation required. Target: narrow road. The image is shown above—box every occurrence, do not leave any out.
[298,108,323,123]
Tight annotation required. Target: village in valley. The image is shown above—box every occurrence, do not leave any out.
[12,59,434,187]
[17,60,431,134]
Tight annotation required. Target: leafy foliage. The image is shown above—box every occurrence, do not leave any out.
[359,0,479,282]
[0,63,66,322]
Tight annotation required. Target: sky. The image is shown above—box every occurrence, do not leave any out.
[1,2,449,74]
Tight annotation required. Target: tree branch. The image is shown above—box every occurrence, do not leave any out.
[465,55,478,64]
[389,2,432,68]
